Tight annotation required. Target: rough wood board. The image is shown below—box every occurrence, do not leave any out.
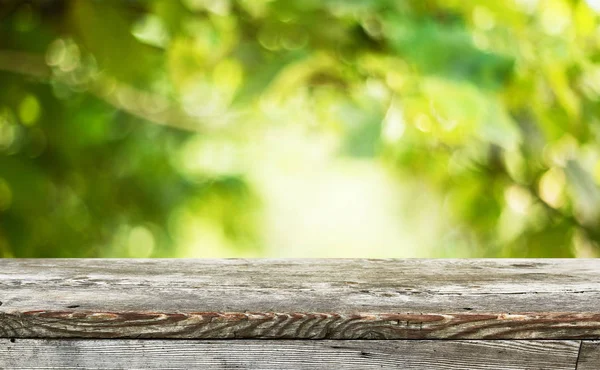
[0,339,581,370]
[1,259,600,339]
[577,341,600,370]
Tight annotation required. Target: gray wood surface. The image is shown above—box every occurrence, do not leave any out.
[0,339,582,370]
[577,341,600,370]
[1,259,600,339]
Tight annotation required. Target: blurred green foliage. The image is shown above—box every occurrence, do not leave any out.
[1,0,600,257]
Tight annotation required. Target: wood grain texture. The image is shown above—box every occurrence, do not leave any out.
[0,339,582,370]
[577,341,600,370]
[1,259,600,339]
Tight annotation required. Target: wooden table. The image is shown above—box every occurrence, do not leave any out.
[1,259,599,369]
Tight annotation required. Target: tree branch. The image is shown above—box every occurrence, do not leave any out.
[0,50,206,133]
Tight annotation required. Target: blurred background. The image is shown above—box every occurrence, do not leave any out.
[1,0,600,258]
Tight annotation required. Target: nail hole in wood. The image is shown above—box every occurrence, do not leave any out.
[67,305,80,309]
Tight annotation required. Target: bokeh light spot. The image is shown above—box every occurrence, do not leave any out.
[18,95,41,126]
[127,226,155,258]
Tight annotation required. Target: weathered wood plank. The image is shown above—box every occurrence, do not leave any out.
[577,341,600,370]
[0,339,581,370]
[1,259,600,339]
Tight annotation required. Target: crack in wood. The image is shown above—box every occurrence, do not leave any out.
[575,341,583,370]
